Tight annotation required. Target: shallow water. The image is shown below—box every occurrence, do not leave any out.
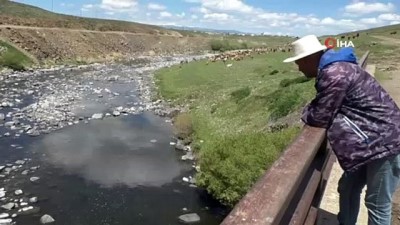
[0,59,228,225]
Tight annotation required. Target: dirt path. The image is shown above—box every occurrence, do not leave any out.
[372,35,400,45]
[0,25,183,37]
[373,34,400,225]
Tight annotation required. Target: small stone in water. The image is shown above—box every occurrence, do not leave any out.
[91,113,104,120]
[1,203,15,210]
[30,177,40,183]
[29,197,38,203]
[182,177,189,183]
[14,190,23,196]
[0,213,9,218]
[150,139,157,143]
[15,160,25,165]
[40,214,55,224]
[178,213,200,224]
[0,191,5,198]
[0,218,12,224]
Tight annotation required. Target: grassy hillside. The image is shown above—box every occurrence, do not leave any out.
[155,52,315,206]
[0,0,172,35]
[318,23,400,63]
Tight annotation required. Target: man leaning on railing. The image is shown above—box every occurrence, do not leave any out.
[283,34,400,225]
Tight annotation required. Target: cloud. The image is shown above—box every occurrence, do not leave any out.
[82,4,94,12]
[176,12,186,18]
[203,12,232,21]
[160,11,172,18]
[100,0,138,11]
[360,17,379,24]
[321,17,336,25]
[148,3,166,11]
[60,2,75,7]
[202,0,254,13]
[344,2,395,15]
[378,13,400,21]
[70,0,400,37]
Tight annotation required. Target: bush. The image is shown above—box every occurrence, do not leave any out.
[230,86,251,103]
[173,112,194,140]
[266,82,312,120]
[210,39,250,52]
[210,40,224,51]
[0,41,33,71]
[270,69,279,75]
[279,76,312,88]
[195,127,300,206]
[0,51,26,71]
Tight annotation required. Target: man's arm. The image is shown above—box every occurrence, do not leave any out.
[302,70,350,128]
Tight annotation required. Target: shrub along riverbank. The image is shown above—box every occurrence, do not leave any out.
[0,40,34,71]
[154,52,316,206]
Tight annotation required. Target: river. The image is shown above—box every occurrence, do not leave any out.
[0,55,228,225]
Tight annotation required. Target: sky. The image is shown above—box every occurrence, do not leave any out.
[11,0,400,36]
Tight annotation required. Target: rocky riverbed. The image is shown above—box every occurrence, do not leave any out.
[0,55,227,225]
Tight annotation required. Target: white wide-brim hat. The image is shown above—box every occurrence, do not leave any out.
[283,34,327,63]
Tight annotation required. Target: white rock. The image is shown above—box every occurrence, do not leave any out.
[29,197,38,203]
[91,113,104,120]
[178,213,200,224]
[0,191,5,198]
[0,218,12,224]
[30,177,40,183]
[19,206,33,212]
[14,190,23,196]
[40,214,55,224]
[182,177,189,183]
[0,213,9,219]
[1,203,15,210]
[15,160,25,165]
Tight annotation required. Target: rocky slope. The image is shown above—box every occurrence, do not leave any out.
[0,25,212,65]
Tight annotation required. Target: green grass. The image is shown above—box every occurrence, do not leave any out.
[155,52,315,206]
[0,40,33,70]
[375,70,392,82]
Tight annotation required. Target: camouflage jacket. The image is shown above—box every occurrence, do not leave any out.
[301,47,400,172]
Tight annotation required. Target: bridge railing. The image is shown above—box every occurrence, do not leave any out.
[221,51,370,225]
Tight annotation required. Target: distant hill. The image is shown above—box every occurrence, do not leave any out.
[0,0,178,35]
[162,25,249,35]
[338,23,400,36]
